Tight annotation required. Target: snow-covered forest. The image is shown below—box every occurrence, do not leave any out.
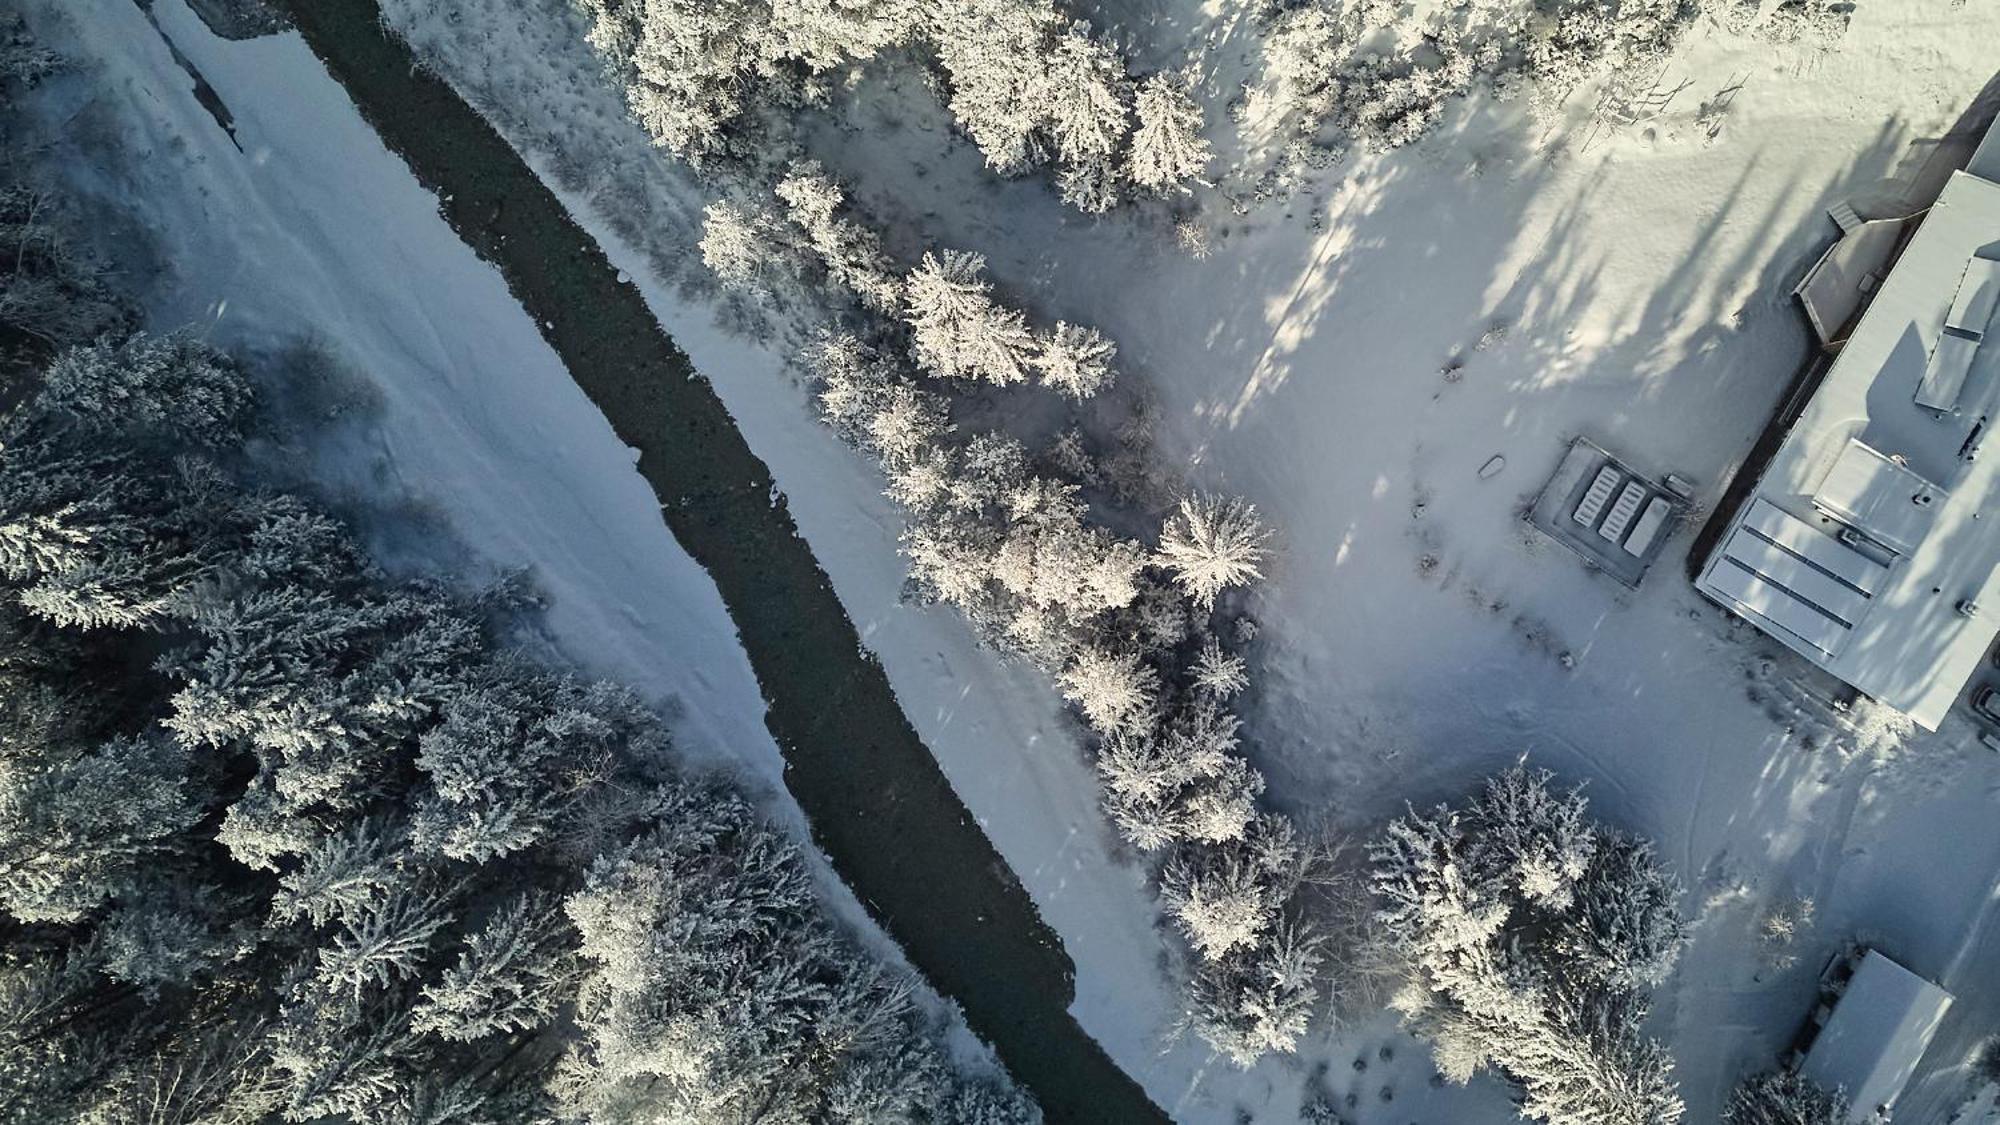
[0,39,1032,1122]
[9,0,2000,1119]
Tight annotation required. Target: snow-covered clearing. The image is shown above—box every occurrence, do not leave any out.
[44,0,2000,1120]
[901,3,2000,1119]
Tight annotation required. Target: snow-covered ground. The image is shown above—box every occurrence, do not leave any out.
[40,0,2000,1120]
[878,3,2000,1119]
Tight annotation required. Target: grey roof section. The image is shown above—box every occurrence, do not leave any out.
[1916,256,2000,411]
[1972,115,2000,182]
[1800,950,1954,1122]
[1810,439,1944,555]
[1698,138,2000,729]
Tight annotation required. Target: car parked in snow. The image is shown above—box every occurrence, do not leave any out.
[1968,687,2000,748]
[1972,685,2000,726]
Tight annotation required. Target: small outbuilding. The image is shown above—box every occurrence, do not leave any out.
[1798,949,1954,1122]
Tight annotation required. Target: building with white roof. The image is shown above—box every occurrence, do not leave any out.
[1695,118,2000,729]
[1799,949,1954,1122]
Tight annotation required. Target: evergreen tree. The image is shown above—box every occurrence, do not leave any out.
[1722,1069,1849,1125]
[1157,493,1271,609]
[903,250,1038,386]
[0,733,204,925]
[1041,21,1130,165]
[1369,768,1688,1125]
[1034,321,1116,399]
[775,164,903,312]
[926,0,1059,176]
[410,675,630,863]
[1128,72,1211,192]
[1058,646,1157,734]
[411,892,572,1043]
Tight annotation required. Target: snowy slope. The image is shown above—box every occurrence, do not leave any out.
[26,0,781,785]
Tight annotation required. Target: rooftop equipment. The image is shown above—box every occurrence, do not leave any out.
[1810,439,1946,556]
[1915,256,2000,413]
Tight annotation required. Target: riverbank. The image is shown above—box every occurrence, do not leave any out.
[245,0,1168,1118]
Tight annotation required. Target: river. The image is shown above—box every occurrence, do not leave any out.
[261,0,1167,1120]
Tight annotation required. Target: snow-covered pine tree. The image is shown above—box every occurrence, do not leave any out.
[0,336,268,631]
[311,882,454,1001]
[269,815,407,928]
[0,733,203,924]
[813,331,956,474]
[558,785,858,1120]
[902,515,1002,613]
[1057,645,1157,733]
[1128,72,1212,192]
[1186,918,1324,1065]
[1556,830,1689,990]
[412,892,573,1042]
[1033,321,1116,399]
[1157,492,1271,608]
[166,580,484,815]
[1190,634,1250,698]
[1368,770,1689,1125]
[1098,698,1262,850]
[775,163,903,312]
[767,0,922,71]
[1041,21,1131,166]
[903,250,1039,386]
[925,0,1060,176]
[264,1001,419,1122]
[574,0,771,162]
[1163,844,1279,960]
[1721,1069,1849,1125]
[1466,765,1596,911]
[699,199,784,293]
[96,873,236,992]
[993,519,1146,624]
[35,333,252,451]
[1057,155,1122,214]
[410,676,635,863]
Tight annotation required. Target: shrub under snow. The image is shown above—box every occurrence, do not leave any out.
[574,0,1205,209]
[1721,1069,1850,1125]
[1254,0,1706,159]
